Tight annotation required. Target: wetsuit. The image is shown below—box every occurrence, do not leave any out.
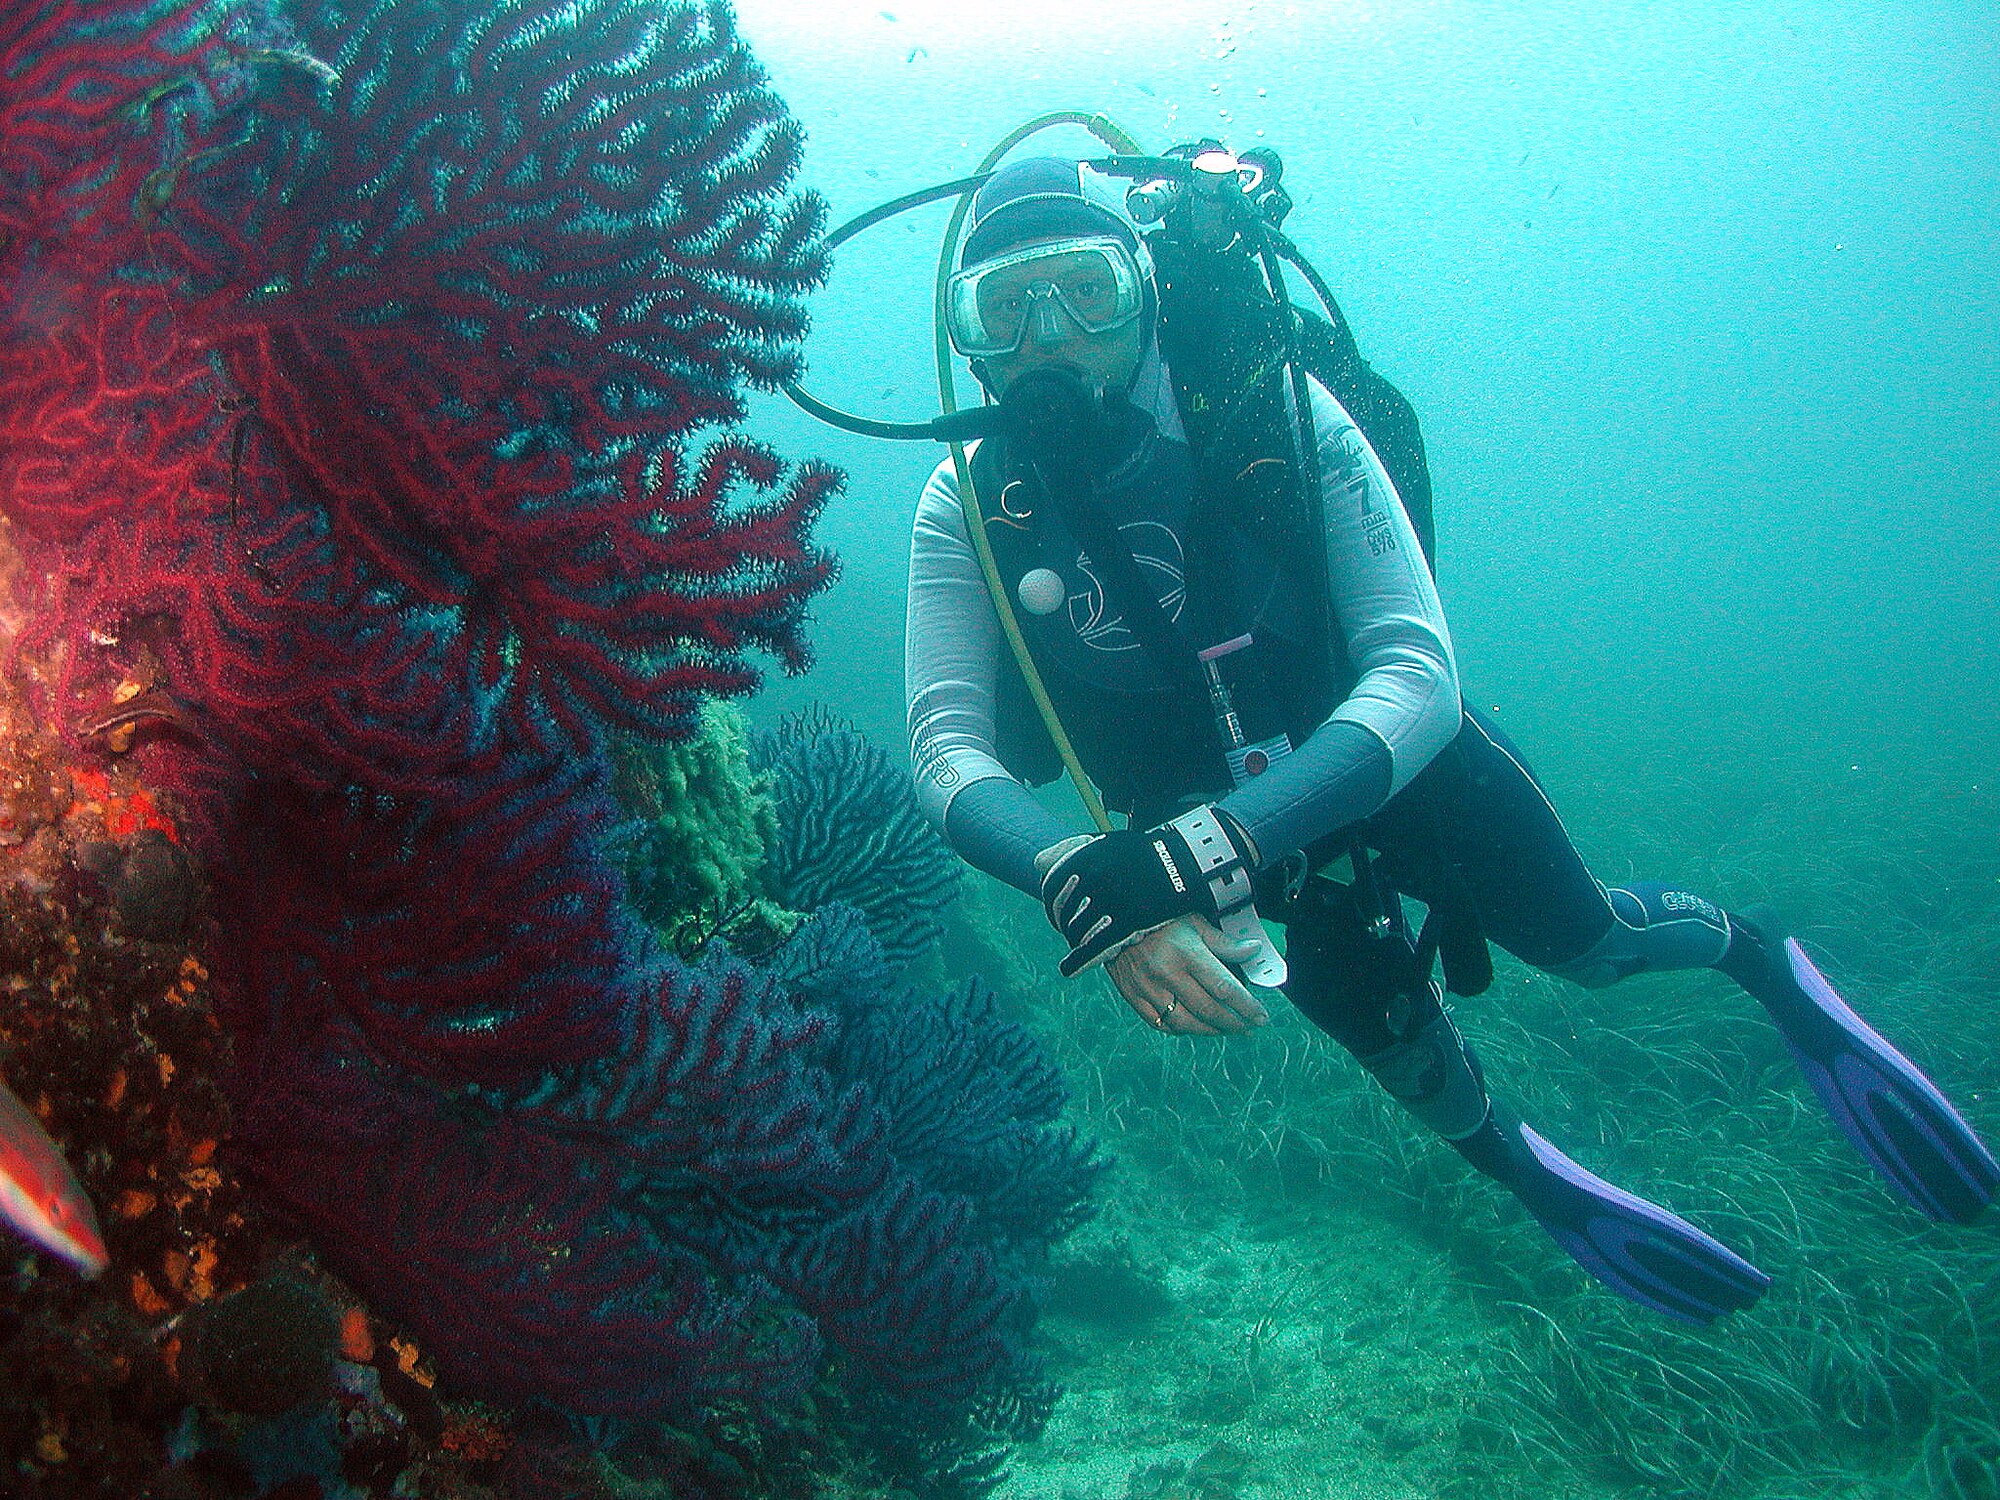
[904,351,1736,1055]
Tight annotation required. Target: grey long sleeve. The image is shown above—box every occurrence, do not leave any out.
[942,776,1070,895]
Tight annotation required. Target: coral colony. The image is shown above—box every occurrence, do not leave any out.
[756,708,964,968]
[0,0,1100,1494]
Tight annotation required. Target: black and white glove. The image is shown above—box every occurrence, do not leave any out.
[1039,806,1259,978]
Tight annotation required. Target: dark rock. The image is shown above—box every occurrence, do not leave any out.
[109,830,198,943]
[185,1276,337,1417]
[1175,1370,1257,1427]
[339,1428,409,1490]
[150,1450,259,1499]
[373,1358,444,1441]
[1045,1244,1174,1333]
[1189,1440,1250,1489]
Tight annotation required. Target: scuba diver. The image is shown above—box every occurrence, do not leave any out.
[882,148,2000,1326]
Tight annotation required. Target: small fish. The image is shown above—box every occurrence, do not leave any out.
[77,685,194,745]
[133,163,183,229]
[239,46,341,93]
[121,74,197,127]
[878,8,898,20]
[1547,183,1561,199]
[131,139,247,230]
[0,1075,108,1276]
[1132,81,1157,98]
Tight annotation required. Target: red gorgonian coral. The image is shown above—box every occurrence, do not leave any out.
[3,0,839,806]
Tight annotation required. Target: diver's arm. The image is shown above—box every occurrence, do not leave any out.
[906,452,1073,895]
[1216,380,1461,863]
[942,778,1072,894]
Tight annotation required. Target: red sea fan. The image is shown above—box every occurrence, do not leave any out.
[2,0,1100,1473]
[2,0,839,790]
[218,757,644,1085]
[0,1,275,250]
[167,0,842,766]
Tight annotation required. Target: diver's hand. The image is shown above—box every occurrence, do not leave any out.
[1039,807,1257,978]
[1107,916,1271,1035]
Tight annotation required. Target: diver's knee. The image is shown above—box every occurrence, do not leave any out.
[1544,881,1732,988]
[1354,997,1491,1140]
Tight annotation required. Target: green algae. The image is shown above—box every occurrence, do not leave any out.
[942,755,2000,1500]
[614,699,799,959]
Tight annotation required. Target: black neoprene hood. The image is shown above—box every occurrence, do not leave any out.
[961,157,1141,267]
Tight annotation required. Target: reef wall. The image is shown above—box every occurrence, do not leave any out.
[0,1,1101,1494]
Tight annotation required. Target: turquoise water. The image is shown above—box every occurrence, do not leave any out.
[740,0,1999,763]
[727,4,2000,1496]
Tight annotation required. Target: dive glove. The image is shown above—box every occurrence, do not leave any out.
[1040,806,1258,978]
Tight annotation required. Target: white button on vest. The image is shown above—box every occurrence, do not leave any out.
[1016,567,1066,616]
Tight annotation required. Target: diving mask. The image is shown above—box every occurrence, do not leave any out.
[945,235,1150,357]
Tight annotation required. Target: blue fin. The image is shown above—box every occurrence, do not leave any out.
[1463,1107,1770,1325]
[1509,1118,1770,1325]
[1512,1128,1768,1328]
[1741,920,1998,1223]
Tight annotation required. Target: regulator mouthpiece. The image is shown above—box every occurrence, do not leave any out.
[999,367,1106,453]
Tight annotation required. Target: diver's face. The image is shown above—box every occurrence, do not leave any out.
[983,315,1144,402]
[977,238,1147,400]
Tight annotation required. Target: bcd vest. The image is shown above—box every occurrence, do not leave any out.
[969,423,1351,826]
[967,226,1438,828]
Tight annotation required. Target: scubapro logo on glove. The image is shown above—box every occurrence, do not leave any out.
[1151,839,1186,894]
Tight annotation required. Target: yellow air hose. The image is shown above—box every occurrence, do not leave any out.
[932,111,1143,835]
